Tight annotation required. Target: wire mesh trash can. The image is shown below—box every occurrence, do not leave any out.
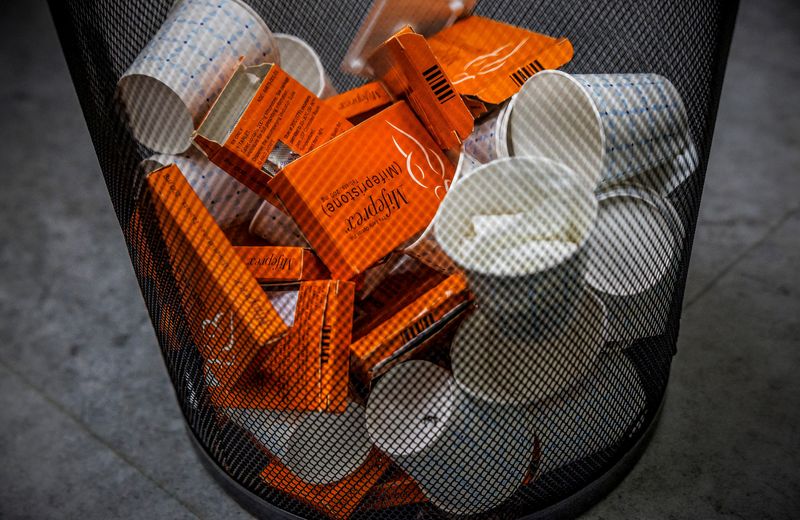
[48,0,738,518]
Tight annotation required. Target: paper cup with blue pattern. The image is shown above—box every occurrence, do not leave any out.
[117,0,279,154]
[508,70,689,191]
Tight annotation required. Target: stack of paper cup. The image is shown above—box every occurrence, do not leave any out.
[117,0,279,153]
[436,157,597,335]
[585,186,684,344]
[139,147,261,228]
[533,351,646,475]
[507,71,689,191]
[274,34,337,99]
[249,201,309,247]
[226,402,373,484]
[450,290,606,405]
[366,361,536,514]
[462,99,516,164]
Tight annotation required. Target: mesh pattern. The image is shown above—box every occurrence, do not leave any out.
[48,0,737,518]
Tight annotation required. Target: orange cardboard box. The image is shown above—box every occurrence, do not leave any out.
[326,81,392,121]
[350,272,472,386]
[207,280,354,413]
[146,165,288,389]
[427,15,574,106]
[269,101,455,281]
[126,204,186,348]
[261,280,354,413]
[235,246,329,285]
[362,472,428,510]
[259,449,390,520]
[194,63,352,200]
[367,27,474,150]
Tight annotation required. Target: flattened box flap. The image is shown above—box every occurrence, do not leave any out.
[427,15,574,106]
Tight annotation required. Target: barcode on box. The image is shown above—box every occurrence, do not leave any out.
[510,59,545,87]
[400,313,436,344]
[320,325,332,364]
[422,64,456,104]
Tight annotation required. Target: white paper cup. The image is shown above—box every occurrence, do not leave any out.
[533,351,646,475]
[585,186,684,344]
[139,147,261,228]
[274,33,337,99]
[366,361,535,514]
[282,402,373,484]
[436,157,597,335]
[226,402,372,484]
[462,99,515,164]
[600,137,700,197]
[225,408,303,458]
[508,71,689,190]
[451,289,605,405]
[117,0,279,153]
[249,200,309,247]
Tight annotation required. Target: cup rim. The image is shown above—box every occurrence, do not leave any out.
[274,33,328,97]
[117,73,194,154]
[435,155,598,276]
[450,289,607,406]
[511,69,605,188]
[365,360,456,457]
[586,185,684,297]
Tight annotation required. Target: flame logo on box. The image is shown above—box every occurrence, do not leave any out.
[387,122,450,200]
[451,38,529,85]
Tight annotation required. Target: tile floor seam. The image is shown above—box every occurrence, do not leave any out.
[0,356,205,520]
[683,203,800,310]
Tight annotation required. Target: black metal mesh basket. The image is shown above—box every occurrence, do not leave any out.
[48,1,737,518]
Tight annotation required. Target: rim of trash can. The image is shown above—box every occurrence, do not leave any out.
[185,389,666,520]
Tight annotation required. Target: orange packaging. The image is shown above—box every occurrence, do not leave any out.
[262,280,354,412]
[260,449,390,520]
[126,204,186,347]
[367,27,474,150]
[146,165,288,389]
[222,221,270,246]
[207,280,354,413]
[427,15,574,106]
[269,101,455,281]
[362,472,428,510]
[350,272,472,387]
[325,81,392,121]
[194,62,353,200]
[234,246,330,285]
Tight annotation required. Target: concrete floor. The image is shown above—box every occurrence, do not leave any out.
[0,0,798,518]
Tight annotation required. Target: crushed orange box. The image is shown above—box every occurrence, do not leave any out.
[367,27,474,150]
[350,271,472,386]
[206,279,354,413]
[235,246,329,285]
[146,165,289,389]
[427,15,574,106]
[259,449,390,520]
[269,101,455,281]
[194,62,352,200]
[325,81,392,121]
